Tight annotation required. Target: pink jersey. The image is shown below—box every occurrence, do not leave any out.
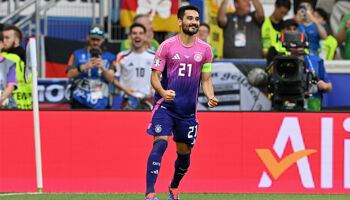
[152,35,213,117]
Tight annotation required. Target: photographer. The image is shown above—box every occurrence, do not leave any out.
[66,25,116,109]
[295,0,327,56]
[267,19,332,111]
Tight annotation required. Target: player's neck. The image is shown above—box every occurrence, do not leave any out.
[132,45,146,53]
[178,33,196,47]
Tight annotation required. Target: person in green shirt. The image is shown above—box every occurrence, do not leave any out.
[2,25,32,110]
[197,22,218,59]
[262,0,291,57]
[336,12,350,60]
[120,14,159,52]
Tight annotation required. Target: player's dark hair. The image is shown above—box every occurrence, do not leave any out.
[3,25,24,43]
[200,22,210,33]
[315,7,329,22]
[276,0,291,10]
[0,31,3,42]
[177,5,200,20]
[129,23,146,34]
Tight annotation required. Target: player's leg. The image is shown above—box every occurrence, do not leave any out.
[171,142,191,189]
[146,106,174,199]
[145,136,169,200]
[169,118,198,200]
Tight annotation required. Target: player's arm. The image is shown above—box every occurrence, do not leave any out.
[113,78,134,96]
[151,69,175,102]
[201,63,218,108]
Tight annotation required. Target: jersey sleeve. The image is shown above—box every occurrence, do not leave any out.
[7,63,17,88]
[151,41,168,72]
[115,52,124,77]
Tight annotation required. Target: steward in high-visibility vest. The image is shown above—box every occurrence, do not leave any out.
[2,52,32,109]
[319,35,338,60]
[261,0,291,57]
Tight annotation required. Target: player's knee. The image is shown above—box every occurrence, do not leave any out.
[151,139,168,156]
[176,142,191,154]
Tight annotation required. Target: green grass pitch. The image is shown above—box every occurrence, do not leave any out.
[0,193,348,200]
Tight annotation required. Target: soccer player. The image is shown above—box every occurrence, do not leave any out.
[145,5,218,200]
[114,23,155,110]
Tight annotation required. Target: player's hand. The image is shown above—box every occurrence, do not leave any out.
[208,96,218,108]
[162,90,175,102]
[124,88,134,96]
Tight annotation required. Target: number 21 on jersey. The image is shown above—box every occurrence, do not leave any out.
[178,63,192,77]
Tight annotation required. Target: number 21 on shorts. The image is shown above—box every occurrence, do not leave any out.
[188,125,198,145]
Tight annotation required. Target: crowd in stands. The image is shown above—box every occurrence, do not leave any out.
[0,0,349,111]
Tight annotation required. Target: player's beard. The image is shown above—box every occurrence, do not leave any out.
[182,23,198,36]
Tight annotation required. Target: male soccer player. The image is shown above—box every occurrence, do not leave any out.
[145,5,219,200]
[114,23,155,110]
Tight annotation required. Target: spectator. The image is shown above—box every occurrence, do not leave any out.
[267,20,332,111]
[218,0,264,59]
[2,25,31,110]
[114,23,154,110]
[313,8,338,60]
[261,0,291,57]
[120,14,159,52]
[197,22,218,59]
[266,19,299,64]
[0,31,17,109]
[295,0,327,56]
[66,25,116,109]
[335,12,350,60]
[293,0,318,15]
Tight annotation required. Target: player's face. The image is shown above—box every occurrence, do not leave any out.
[180,10,200,36]
[3,30,18,50]
[197,25,209,41]
[129,26,145,50]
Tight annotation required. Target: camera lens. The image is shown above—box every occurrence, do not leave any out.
[276,61,298,79]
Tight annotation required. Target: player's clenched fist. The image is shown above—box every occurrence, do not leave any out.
[162,90,176,102]
[208,96,218,108]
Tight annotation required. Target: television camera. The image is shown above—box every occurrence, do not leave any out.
[248,32,319,111]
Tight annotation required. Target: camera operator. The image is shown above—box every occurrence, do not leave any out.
[295,0,327,56]
[66,25,116,109]
[266,19,332,111]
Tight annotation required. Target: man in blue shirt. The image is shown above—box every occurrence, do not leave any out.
[295,0,327,56]
[66,25,116,109]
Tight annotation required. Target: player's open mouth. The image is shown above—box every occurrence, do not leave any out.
[134,39,142,44]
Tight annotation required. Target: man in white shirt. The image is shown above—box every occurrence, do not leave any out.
[114,23,155,110]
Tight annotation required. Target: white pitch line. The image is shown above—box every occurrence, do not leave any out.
[0,192,42,196]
